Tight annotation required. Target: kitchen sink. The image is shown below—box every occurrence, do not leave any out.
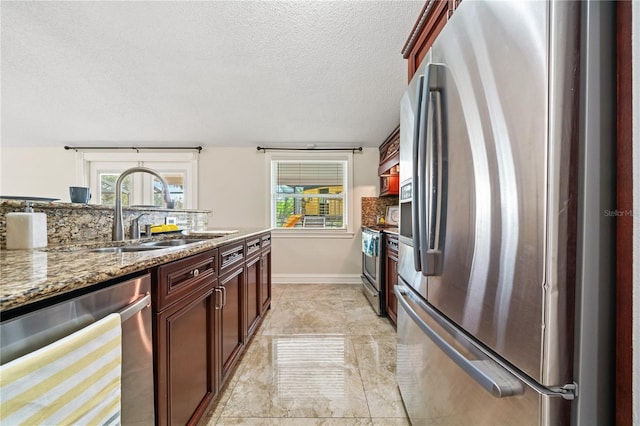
[139,238,208,247]
[183,230,238,236]
[88,246,164,253]
[86,238,209,253]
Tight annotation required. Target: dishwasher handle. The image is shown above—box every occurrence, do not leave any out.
[119,293,151,322]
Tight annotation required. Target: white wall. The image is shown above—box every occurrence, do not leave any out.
[0,147,77,201]
[0,146,381,282]
[198,147,380,283]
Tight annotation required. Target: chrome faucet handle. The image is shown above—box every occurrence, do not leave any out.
[129,213,147,239]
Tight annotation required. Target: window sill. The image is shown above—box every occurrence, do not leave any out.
[271,228,355,239]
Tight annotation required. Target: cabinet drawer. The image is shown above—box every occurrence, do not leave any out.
[246,237,261,259]
[154,250,217,311]
[261,233,271,250]
[219,241,245,274]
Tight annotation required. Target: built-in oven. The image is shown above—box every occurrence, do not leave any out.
[361,227,384,315]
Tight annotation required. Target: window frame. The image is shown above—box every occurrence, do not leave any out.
[266,151,354,237]
[75,151,199,209]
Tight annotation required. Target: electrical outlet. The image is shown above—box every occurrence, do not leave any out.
[165,217,177,225]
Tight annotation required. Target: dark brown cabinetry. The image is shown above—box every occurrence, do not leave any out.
[379,126,400,197]
[245,237,262,340]
[402,0,461,80]
[154,250,217,426]
[384,233,399,325]
[260,233,272,313]
[153,232,272,426]
[218,241,246,383]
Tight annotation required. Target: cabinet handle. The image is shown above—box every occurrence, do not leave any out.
[220,286,227,307]
[223,252,242,265]
[214,288,223,310]
[190,268,200,277]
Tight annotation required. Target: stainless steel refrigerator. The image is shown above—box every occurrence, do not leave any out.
[395,1,615,424]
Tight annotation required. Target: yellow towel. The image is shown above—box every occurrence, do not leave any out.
[0,313,122,426]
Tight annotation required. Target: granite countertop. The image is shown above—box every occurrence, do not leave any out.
[361,225,399,234]
[0,199,212,214]
[0,228,269,313]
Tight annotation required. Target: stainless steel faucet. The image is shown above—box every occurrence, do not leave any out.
[112,167,173,241]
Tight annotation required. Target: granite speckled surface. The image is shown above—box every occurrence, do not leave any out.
[361,197,398,228]
[0,228,269,313]
[0,200,210,248]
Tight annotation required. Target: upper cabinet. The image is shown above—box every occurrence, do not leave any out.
[378,125,400,197]
[401,0,462,80]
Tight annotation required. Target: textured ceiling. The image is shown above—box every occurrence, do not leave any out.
[1,1,423,148]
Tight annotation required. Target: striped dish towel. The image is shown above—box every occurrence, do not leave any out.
[0,313,122,426]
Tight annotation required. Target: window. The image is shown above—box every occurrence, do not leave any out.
[76,152,198,208]
[269,153,352,232]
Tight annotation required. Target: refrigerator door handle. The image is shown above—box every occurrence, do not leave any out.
[395,284,523,398]
[395,283,578,401]
[420,64,445,276]
[417,66,429,275]
[412,74,425,271]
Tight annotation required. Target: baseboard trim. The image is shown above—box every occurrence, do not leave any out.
[272,274,362,285]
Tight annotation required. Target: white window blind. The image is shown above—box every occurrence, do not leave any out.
[275,162,344,187]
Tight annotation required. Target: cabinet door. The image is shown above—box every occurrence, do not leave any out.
[404,0,456,80]
[245,255,261,339]
[155,286,216,426]
[260,247,272,313]
[219,266,245,382]
[379,126,400,197]
[385,242,399,325]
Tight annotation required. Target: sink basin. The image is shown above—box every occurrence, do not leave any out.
[139,239,208,247]
[183,230,238,237]
[85,238,209,253]
[88,246,164,253]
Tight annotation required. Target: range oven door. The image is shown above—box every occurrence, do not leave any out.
[361,229,381,289]
[361,228,383,315]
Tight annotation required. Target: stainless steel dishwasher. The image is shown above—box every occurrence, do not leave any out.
[0,273,154,425]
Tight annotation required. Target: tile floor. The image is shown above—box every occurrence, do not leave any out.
[200,284,410,425]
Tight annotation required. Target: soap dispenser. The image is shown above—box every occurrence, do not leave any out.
[6,202,48,249]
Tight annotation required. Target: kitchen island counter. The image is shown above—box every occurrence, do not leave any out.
[0,228,270,313]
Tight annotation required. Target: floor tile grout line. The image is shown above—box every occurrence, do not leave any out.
[208,284,407,424]
[347,333,375,420]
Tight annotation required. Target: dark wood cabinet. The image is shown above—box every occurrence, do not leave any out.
[245,255,261,340]
[154,250,217,426]
[260,233,272,313]
[218,242,246,382]
[384,233,399,325]
[402,0,460,80]
[218,265,244,382]
[245,237,262,340]
[379,126,400,197]
[156,287,216,426]
[153,232,272,425]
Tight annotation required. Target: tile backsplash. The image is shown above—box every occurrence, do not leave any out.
[361,196,399,228]
[0,200,210,248]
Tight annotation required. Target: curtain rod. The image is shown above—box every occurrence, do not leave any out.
[257,146,362,153]
[64,145,203,153]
